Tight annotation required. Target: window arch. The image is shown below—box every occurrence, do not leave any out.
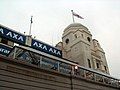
[74,34,77,38]
[65,38,69,44]
[87,37,91,42]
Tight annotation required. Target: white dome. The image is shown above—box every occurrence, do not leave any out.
[64,23,88,32]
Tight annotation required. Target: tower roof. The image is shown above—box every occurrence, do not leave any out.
[64,23,88,32]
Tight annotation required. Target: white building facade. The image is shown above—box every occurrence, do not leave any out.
[56,23,109,74]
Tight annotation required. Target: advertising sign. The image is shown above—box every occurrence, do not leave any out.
[0,44,12,56]
[31,39,62,58]
[0,25,26,45]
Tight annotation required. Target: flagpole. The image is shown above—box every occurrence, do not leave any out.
[29,16,33,35]
[71,10,75,23]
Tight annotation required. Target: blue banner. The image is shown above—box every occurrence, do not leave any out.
[0,25,26,45]
[0,44,12,56]
[31,39,62,58]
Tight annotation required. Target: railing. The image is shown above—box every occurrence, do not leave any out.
[74,67,119,88]
[8,46,120,88]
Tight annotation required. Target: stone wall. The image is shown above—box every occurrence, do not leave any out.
[0,55,119,90]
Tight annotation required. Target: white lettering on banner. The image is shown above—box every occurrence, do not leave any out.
[53,49,57,54]
[6,32,12,37]
[33,42,38,47]
[6,31,24,42]
[33,42,48,50]
[43,45,47,51]
[18,36,24,41]
[0,28,24,42]
[48,48,61,56]
[0,28,4,34]
[38,43,43,48]
[57,51,61,56]
[0,48,10,54]
[13,33,18,39]
[49,48,53,53]
[33,41,61,56]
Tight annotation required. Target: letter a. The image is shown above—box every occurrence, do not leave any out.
[6,32,12,37]
[0,28,4,34]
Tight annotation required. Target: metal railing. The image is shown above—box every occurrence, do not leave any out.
[8,46,120,88]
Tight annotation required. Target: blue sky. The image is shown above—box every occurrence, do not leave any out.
[0,0,120,78]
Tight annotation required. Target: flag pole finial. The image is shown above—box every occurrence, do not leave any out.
[71,10,75,23]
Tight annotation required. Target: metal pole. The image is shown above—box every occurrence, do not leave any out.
[70,67,73,90]
[13,47,17,59]
[71,10,75,23]
[29,16,33,35]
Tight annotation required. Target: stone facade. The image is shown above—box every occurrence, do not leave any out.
[56,23,109,74]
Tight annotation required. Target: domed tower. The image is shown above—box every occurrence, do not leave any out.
[62,23,92,66]
[56,23,109,74]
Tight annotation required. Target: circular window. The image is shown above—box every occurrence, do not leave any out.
[65,38,69,44]
[87,37,91,42]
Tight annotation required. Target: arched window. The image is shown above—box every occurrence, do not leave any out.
[87,37,91,42]
[65,38,69,44]
[96,63,99,68]
[87,59,91,68]
[74,34,77,38]
[81,34,83,38]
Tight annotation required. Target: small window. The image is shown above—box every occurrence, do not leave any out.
[87,37,91,42]
[96,63,99,68]
[87,59,91,68]
[74,47,77,52]
[104,66,107,71]
[65,38,69,44]
[1,38,8,44]
[74,34,77,38]
[97,43,100,47]
[81,34,83,38]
